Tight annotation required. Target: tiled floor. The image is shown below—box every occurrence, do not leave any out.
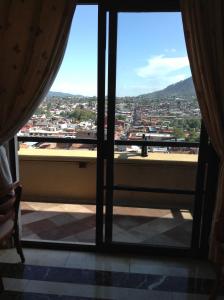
[21,202,193,247]
[0,247,222,299]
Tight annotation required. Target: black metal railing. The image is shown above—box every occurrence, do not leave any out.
[18,135,199,148]
[18,135,199,159]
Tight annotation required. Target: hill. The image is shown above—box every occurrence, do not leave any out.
[48,77,196,100]
[137,77,196,99]
[48,91,84,98]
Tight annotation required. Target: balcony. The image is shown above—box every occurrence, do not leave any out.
[19,147,198,248]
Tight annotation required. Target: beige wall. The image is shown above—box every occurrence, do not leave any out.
[19,150,197,209]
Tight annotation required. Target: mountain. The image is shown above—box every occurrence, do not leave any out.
[48,91,84,98]
[137,77,196,99]
[48,77,196,100]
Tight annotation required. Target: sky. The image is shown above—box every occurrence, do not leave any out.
[50,5,192,97]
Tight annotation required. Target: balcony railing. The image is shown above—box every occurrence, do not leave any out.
[18,135,199,148]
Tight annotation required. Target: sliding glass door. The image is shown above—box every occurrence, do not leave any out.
[100,6,208,256]
[16,1,209,256]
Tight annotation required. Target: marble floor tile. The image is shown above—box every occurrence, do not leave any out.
[172,292,210,299]
[24,280,117,299]
[23,249,70,267]
[129,256,215,279]
[3,277,30,291]
[65,252,130,273]
[0,248,219,300]
[0,248,22,264]
[12,279,174,300]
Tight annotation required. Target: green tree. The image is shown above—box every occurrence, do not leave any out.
[173,128,185,140]
[186,130,200,142]
[186,118,201,130]
[69,108,96,122]
[116,114,126,121]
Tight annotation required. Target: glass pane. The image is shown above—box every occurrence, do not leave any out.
[114,145,198,190]
[21,202,96,243]
[115,12,200,144]
[110,12,199,249]
[112,192,193,248]
[18,5,97,139]
[20,143,97,244]
[19,5,98,244]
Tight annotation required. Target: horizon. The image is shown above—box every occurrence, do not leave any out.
[50,6,192,97]
[49,75,193,98]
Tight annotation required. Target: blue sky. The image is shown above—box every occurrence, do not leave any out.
[50,6,191,97]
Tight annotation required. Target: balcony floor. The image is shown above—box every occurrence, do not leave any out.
[21,202,193,248]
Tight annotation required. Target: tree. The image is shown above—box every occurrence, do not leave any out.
[69,108,96,122]
[116,114,126,121]
[186,130,200,142]
[173,128,185,140]
[186,118,201,130]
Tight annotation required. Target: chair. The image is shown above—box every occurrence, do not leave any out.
[0,181,25,292]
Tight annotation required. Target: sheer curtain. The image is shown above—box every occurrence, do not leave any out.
[0,0,75,195]
[181,0,224,261]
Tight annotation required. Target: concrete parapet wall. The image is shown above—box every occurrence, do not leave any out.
[19,149,198,209]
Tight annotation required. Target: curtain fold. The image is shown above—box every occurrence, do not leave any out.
[0,0,75,195]
[181,0,224,261]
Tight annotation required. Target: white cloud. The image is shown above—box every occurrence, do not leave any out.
[117,70,190,97]
[136,54,189,78]
[117,73,188,97]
